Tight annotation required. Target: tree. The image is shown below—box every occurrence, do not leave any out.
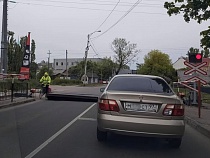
[96,57,115,80]
[187,47,210,58]
[164,1,210,49]
[137,50,177,82]
[201,49,210,58]
[112,38,139,75]
[30,39,37,79]
[188,47,199,54]
[31,39,36,62]
[68,58,115,81]
[68,60,85,79]
[7,31,37,77]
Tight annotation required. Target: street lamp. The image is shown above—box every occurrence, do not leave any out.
[82,30,101,84]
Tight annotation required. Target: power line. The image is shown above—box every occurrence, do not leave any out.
[90,40,100,57]
[14,1,168,15]
[19,0,164,7]
[92,0,142,40]
[94,0,120,31]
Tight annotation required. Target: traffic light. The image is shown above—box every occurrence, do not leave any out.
[188,53,203,63]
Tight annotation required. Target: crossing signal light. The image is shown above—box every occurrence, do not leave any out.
[189,53,203,63]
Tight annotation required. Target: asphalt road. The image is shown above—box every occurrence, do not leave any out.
[1,100,210,158]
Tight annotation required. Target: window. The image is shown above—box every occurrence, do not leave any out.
[56,62,58,66]
[72,62,74,66]
[61,62,63,66]
[107,76,173,94]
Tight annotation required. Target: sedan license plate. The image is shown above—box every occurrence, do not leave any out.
[124,102,158,113]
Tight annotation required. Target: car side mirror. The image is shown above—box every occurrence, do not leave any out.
[100,88,105,92]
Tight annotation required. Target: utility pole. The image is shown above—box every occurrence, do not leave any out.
[66,50,68,79]
[1,0,8,74]
[82,30,101,84]
[84,34,90,83]
[47,50,51,72]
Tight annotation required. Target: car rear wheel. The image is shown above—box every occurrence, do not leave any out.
[168,138,182,148]
[97,128,107,142]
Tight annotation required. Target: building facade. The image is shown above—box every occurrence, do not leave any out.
[53,58,102,70]
[172,56,187,70]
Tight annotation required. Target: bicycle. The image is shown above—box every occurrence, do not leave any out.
[39,84,49,99]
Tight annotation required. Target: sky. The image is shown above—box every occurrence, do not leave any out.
[0,0,209,69]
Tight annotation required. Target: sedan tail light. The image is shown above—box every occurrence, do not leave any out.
[163,104,184,116]
[99,99,119,112]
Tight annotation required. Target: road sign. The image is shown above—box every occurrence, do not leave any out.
[184,61,207,75]
[185,76,207,85]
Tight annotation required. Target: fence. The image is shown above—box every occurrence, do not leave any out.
[0,80,29,102]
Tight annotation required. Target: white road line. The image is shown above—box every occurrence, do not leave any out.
[78,117,97,121]
[25,103,96,158]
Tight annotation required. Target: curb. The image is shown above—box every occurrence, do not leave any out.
[0,98,36,109]
[185,116,210,139]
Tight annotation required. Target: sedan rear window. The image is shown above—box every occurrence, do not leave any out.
[107,76,173,94]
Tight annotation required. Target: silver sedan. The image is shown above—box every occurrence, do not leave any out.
[97,74,185,148]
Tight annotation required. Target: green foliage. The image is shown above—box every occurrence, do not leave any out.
[188,47,199,54]
[201,49,210,58]
[164,0,210,49]
[187,47,210,58]
[37,66,53,80]
[137,50,177,82]
[29,79,40,89]
[68,60,85,79]
[30,62,38,79]
[201,27,210,49]
[8,31,23,73]
[52,78,82,86]
[112,38,139,75]
[31,39,36,62]
[68,57,115,81]
[7,31,37,77]
[96,57,115,80]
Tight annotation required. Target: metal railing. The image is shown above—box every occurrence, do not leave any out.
[0,81,11,101]
[0,80,29,102]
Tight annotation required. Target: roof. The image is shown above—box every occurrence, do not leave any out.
[53,69,65,75]
[172,56,187,65]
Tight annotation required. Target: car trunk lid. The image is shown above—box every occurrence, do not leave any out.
[106,91,181,119]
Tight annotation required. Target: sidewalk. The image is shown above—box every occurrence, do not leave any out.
[185,103,210,139]
[0,97,36,109]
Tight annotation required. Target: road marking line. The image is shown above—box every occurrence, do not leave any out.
[25,103,96,158]
[78,117,97,121]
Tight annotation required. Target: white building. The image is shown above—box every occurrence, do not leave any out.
[53,58,102,70]
[172,56,187,70]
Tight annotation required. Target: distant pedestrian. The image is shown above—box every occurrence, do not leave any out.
[40,72,51,97]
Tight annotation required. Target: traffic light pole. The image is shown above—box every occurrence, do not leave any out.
[192,71,197,105]
[188,52,203,105]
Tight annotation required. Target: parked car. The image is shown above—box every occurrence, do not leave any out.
[97,74,185,148]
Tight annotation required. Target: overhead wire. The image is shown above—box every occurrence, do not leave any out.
[18,0,163,7]
[90,40,101,57]
[13,1,168,15]
[91,0,142,40]
[94,0,120,32]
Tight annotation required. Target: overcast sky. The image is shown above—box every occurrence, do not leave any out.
[0,0,209,69]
